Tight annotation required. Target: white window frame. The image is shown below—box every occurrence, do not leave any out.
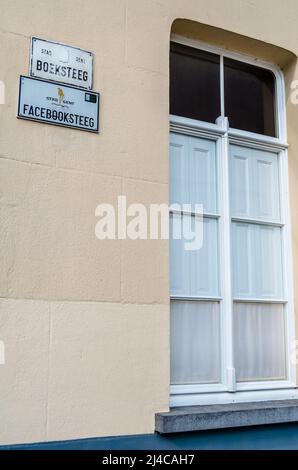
[170,35,297,406]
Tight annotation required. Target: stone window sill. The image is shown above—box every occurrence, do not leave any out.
[155,400,298,434]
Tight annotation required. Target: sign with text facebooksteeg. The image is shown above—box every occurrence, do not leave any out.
[18,76,99,133]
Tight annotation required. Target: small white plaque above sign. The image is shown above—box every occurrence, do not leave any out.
[30,37,93,90]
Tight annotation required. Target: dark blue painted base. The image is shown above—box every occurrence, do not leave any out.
[2,423,298,450]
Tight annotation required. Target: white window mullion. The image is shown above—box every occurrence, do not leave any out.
[218,121,236,392]
[220,54,225,119]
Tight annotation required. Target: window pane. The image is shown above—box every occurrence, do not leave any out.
[232,222,283,299]
[230,145,280,221]
[171,300,221,384]
[170,214,219,297]
[170,132,217,213]
[234,302,286,381]
[224,57,276,136]
[170,42,220,123]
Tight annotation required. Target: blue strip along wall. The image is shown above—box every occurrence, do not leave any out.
[2,424,298,450]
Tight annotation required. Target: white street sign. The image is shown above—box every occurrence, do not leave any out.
[18,76,99,133]
[30,37,93,90]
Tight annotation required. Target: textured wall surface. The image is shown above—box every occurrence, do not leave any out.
[0,0,298,445]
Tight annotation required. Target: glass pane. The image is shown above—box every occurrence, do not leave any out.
[230,145,280,221]
[170,214,219,297]
[224,57,276,137]
[171,300,221,384]
[170,42,220,123]
[232,222,283,299]
[170,132,217,213]
[234,302,286,381]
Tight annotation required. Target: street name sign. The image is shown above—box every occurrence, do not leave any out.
[17,76,99,133]
[30,37,93,90]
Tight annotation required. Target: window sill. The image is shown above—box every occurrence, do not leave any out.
[155,400,298,434]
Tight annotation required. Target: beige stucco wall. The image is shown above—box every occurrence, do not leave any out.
[0,0,298,444]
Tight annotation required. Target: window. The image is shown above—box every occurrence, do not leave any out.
[169,39,295,406]
[170,42,220,123]
[170,42,277,137]
[224,58,276,136]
